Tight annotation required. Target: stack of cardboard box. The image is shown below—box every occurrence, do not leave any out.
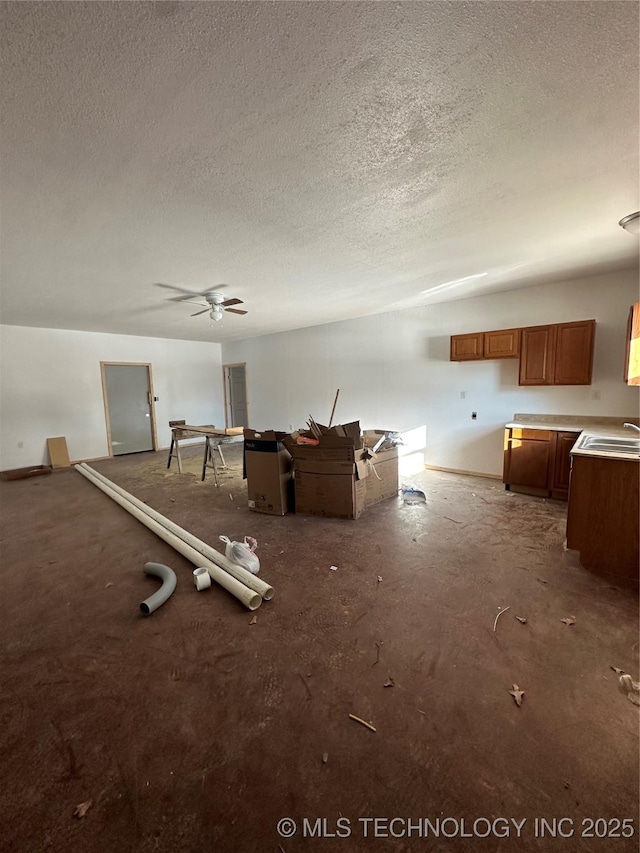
[244,422,400,519]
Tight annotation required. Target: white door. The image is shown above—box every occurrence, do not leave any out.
[225,365,248,428]
[103,364,154,455]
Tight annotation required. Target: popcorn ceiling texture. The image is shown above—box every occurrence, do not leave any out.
[0,1,638,342]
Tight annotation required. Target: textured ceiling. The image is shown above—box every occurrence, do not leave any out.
[1,1,638,343]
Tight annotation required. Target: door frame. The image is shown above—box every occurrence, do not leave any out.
[222,362,249,429]
[100,361,159,457]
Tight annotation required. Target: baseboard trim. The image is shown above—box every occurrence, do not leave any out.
[424,464,502,480]
[70,455,111,465]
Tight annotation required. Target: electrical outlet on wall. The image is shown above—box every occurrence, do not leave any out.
[471,412,477,420]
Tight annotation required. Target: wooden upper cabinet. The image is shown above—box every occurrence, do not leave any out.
[625,302,640,385]
[451,332,483,361]
[519,325,557,385]
[519,320,595,386]
[484,328,520,359]
[452,319,595,384]
[553,320,595,385]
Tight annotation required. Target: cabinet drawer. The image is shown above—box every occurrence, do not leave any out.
[508,428,552,441]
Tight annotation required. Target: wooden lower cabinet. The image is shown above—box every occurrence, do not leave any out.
[567,455,639,582]
[503,428,580,500]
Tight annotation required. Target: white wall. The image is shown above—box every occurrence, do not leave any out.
[222,269,640,477]
[0,325,223,470]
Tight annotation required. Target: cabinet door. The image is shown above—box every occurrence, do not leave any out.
[484,328,520,359]
[552,431,579,493]
[503,430,551,489]
[625,303,640,386]
[519,325,556,385]
[450,332,483,361]
[553,320,595,385]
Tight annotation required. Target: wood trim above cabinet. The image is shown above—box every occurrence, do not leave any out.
[483,328,520,359]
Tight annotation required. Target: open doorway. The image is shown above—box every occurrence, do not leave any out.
[100,362,158,456]
[222,363,248,428]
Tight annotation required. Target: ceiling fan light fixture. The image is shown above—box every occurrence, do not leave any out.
[619,211,640,235]
[210,307,224,322]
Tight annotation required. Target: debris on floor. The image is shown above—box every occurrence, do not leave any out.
[349,713,377,732]
[493,606,510,631]
[329,565,338,571]
[611,665,625,675]
[322,752,329,764]
[372,641,383,666]
[508,684,525,707]
[560,616,576,626]
[618,674,640,706]
[73,800,92,819]
[219,535,260,574]
[515,615,527,624]
[383,677,394,688]
[248,614,257,625]
[298,673,312,700]
[377,575,383,583]
[401,484,426,504]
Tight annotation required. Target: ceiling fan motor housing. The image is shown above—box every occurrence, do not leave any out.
[205,291,226,306]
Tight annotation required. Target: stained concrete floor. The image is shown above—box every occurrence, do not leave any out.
[0,445,638,853]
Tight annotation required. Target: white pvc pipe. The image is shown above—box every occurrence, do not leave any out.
[75,465,261,611]
[80,463,274,601]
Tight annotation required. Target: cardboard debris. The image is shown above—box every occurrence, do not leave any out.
[243,429,292,516]
[281,423,399,519]
[47,437,70,469]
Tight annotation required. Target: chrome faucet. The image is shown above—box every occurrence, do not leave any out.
[623,422,640,434]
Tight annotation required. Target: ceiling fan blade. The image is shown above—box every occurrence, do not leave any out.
[191,308,210,317]
[221,297,243,307]
[155,282,200,296]
[225,307,248,315]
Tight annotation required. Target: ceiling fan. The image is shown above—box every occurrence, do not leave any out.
[155,283,247,321]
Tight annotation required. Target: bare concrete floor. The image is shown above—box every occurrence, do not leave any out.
[0,445,638,852]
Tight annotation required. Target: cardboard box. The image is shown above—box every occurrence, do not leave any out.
[364,447,399,507]
[295,467,367,519]
[283,425,362,464]
[243,429,292,515]
[293,449,369,519]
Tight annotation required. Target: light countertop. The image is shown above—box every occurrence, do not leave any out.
[505,414,640,462]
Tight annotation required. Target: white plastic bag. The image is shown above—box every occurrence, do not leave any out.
[219,535,260,575]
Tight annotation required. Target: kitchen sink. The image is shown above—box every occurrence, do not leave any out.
[577,435,640,455]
